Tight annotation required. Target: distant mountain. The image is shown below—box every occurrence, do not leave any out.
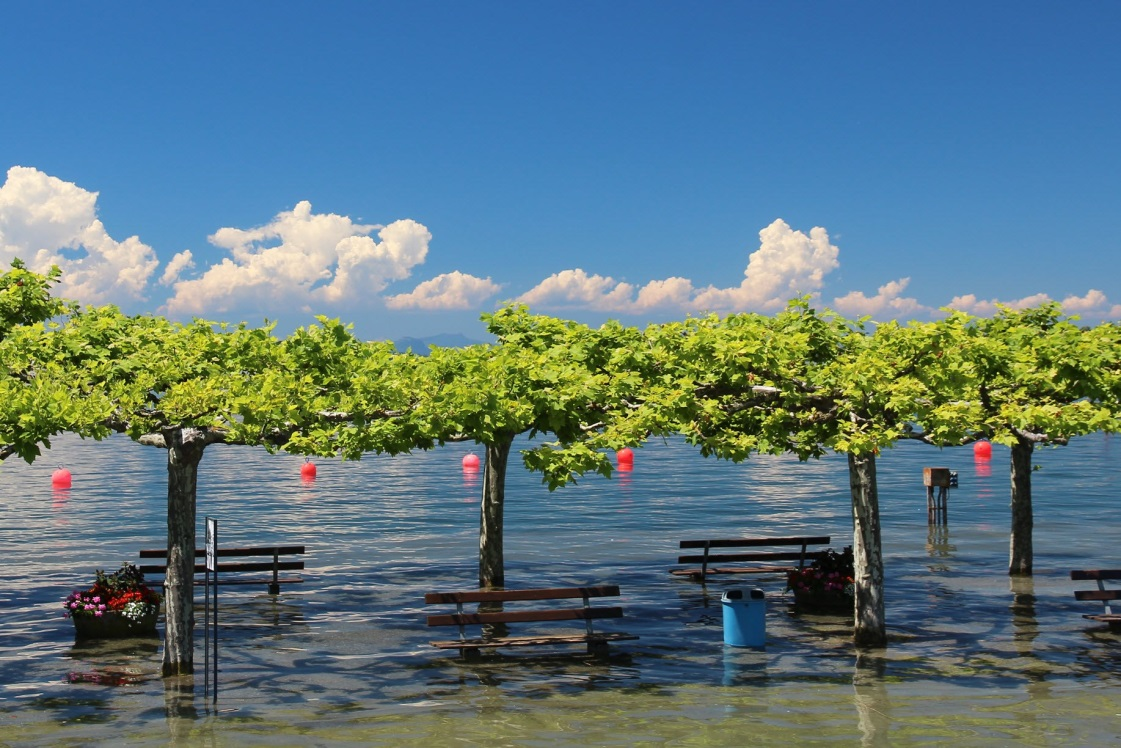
[393,333,485,354]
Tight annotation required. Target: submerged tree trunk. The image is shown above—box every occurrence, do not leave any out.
[162,427,207,676]
[849,452,886,648]
[479,435,514,589]
[1009,437,1035,576]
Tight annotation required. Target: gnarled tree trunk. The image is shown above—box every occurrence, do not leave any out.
[849,452,886,648]
[162,427,207,676]
[479,435,513,589]
[1009,437,1034,576]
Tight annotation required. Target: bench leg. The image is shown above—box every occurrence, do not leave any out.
[459,647,482,661]
[587,640,610,656]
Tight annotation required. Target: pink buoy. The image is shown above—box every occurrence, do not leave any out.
[300,459,317,479]
[51,467,72,488]
[462,453,480,470]
[616,447,634,465]
[973,441,992,460]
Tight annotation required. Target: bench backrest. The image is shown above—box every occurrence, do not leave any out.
[138,545,306,559]
[425,586,622,632]
[677,536,831,574]
[137,546,305,581]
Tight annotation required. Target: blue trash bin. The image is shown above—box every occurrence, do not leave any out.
[721,588,765,647]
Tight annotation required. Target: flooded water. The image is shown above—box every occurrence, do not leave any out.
[1,432,1120,746]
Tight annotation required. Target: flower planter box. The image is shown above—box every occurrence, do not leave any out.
[785,546,855,615]
[72,610,159,640]
[64,563,162,641]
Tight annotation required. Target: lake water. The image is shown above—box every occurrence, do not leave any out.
[1,432,1120,746]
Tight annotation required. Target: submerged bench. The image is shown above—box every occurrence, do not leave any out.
[138,545,305,594]
[671,535,831,580]
[425,585,639,658]
[1071,569,1121,628]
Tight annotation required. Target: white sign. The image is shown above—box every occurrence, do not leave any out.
[205,517,217,572]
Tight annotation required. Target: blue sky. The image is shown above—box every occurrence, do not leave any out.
[2,3,1119,341]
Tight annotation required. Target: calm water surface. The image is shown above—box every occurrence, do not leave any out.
[1,433,1120,746]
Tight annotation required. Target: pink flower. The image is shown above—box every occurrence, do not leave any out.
[94,610,103,617]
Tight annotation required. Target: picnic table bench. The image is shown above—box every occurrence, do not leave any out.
[671,535,831,580]
[425,585,639,658]
[138,545,305,594]
[1070,569,1121,627]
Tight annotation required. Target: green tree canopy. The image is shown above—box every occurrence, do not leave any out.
[920,304,1121,574]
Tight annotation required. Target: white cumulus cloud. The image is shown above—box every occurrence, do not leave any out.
[1059,289,1109,314]
[165,201,431,316]
[159,250,194,286]
[692,219,840,312]
[946,290,1120,320]
[385,271,501,310]
[832,278,929,319]
[947,292,1054,317]
[0,166,159,304]
[516,219,840,315]
[516,269,637,311]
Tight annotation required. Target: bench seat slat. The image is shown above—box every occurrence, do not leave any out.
[425,585,619,605]
[1074,589,1121,602]
[425,585,636,655]
[1084,614,1121,623]
[1071,569,1121,581]
[431,632,639,649]
[679,536,831,549]
[428,606,623,627]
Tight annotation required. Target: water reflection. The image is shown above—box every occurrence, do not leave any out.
[163,674,200,738]
[64,637,160,688]
[2,433,1121,744]
[721,647,768,686]
[853,653,891,747]
[462,465,480,493]
[925,524,955,571]
[974,455,992,478]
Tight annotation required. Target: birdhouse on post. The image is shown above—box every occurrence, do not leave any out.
[923,467,952,524]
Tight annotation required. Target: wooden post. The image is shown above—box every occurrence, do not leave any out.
[923,468,951,525]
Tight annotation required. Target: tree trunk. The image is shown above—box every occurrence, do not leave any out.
[162,427,207,676]
[1009,437,1034,576]
[479,435,513,589]
[849,452,886,648]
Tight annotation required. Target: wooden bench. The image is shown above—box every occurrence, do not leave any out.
[671,535,831,580]
[425,585,639,657]
[1071,569,1121,627]
[138,545,305,594]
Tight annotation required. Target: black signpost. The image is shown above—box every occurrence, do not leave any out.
[204,517,218,703]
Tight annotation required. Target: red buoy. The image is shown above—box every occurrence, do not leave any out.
[973,441,992,460]
[51,467,72,488]
[300,459,317,479]
[616,447,634,465]
[462,453,480,470]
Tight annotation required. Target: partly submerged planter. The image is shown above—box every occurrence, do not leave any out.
[790,589,853,615]
[72,611,158,640]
